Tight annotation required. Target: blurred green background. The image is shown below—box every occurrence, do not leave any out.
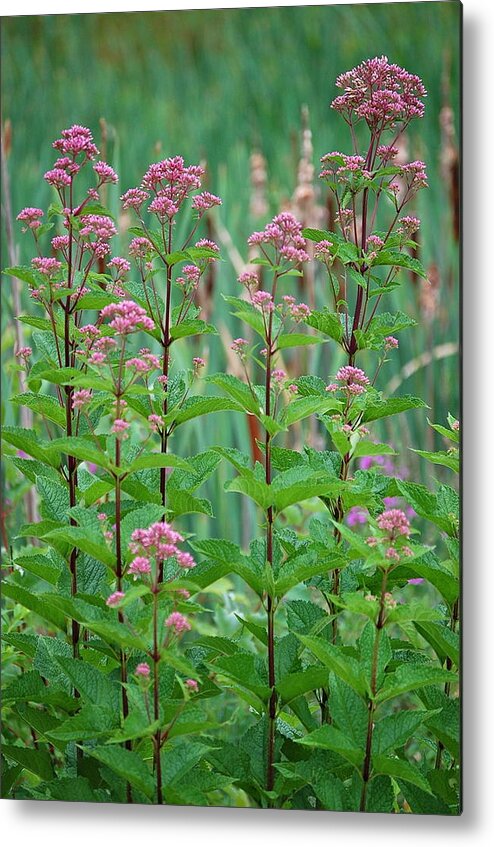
[1,2,461,544]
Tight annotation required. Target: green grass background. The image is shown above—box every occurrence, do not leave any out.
[1,2,461,543]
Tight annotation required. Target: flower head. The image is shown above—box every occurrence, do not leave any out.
[106,591,125,607]
[135,662,151,677]
[331,56,427,127]
[17,207,44,231]
[248,212,309,264]
[377,508,411,539]
[165,611,191,634]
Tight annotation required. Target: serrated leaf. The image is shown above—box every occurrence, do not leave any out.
[373,709,439,754]
[305,308,344,342]
[295,725,364,766]
[376,665,458,704]
[297,635,365,695]
[206,373,260,414]
[49,704,117,741]
[2,745,54,781]
[10,393,65,427]
[362,395,427,423]
[83,745,155,799]
[277,668,328,704]
[43,527,115,568]
[54,657,120,709]
[372,754,432,792]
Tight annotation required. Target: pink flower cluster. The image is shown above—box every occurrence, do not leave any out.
[52,124,100,159]
[93,161,118,184]
[252,290,274,312]
[31,256,62,278]
[376,508,411,539]
[128,521,196,577]
[72,389,92,410]
[248,213,309,264]
[165,611,191,634]
[80,214,117,240]
[331,56,427,126]
[17,207,44,231]
[100,300,155,335]
[122,155,218,223]
[129,236,154,258]
[231,337,249,358]
[191,192,222,212]
[326,365,370,396]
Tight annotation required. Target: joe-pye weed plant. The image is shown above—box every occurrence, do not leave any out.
[2,57,459,813]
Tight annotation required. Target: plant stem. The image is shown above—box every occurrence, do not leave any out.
[435,597,459,769]
[152,588,163,804]
[115,389,132,803]
[159,256,173,582]
[359,569,389,812]
[265,274,278,798]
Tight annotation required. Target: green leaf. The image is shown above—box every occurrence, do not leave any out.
[276,333,324,350]
[295,725,364,767]
[123,452,193,475]
[372,250,428,279]
[376,665,458,704]
[278,396,339,428]
[352,440,396,459]
[49,436,111,470]
[2,670,77,712]
[330,676,369,748]
[43,527,116,568]
[169,396,243,426]
[80,620,148,652]
[54,656,120,709]
[83,745,155,800]
[285,600,327,634]
[271,468,344,512]
[2,426,60,467]
[412,448,459,474]
[297,635,365,695]
[49,705,117,741]
[36,476,69,522]
[206,373,260,414]
[362,395,427,423]
[1,583,66,629]
[305,308,344,342]
[277,668,329,705]
[212,653,271,702]
[13,552,63,586]
[414,622,459,666]
[170,319,216,340]
[2,745,54,782]
[372,754,432,793]
[10,393,65,427]
[373,709,440,754]
[275,549,343,597]
[359,622,392,693]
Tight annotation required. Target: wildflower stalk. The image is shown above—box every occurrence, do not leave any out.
[265,271,279,795]
[359,566,389,812]
[151,583,163,804]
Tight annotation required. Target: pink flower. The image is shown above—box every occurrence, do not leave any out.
[17,207,44,230]
[452,419,460,431]
[195,238,219,253]
[185,679,199,692]
[129,236,155,258]
[51,235,70,252]
[252,290,274,312]
[385,547,400,561]
[44,168,72,188]
[165,611,191,634]
[121,188,150,210]
[325,383,338,393]
[377,508,411,539]
[384,336,399,350]
[72,389,92,410]
[176,551,196,570]
[331,56,426,126]
[314,240,333,260]
[192,191,222,211]
[193,357,205,369]
[128,556,152,577]
[176,264,201,289]
[106,591,125,607]
[407,577,424,586]
[237,270,259,289]
[53,124,99,159]
[248,212,309,264]
[288,384,298,394]
[31,256,62,277]
[100,300,155,334]
[80,214,117,240]
[231,337,249,357]
[290,302,311,321]
[15,346,32,360]
[108,256,131,275]
[135,662,151,677]
[148,414,165,432]
[272,369,286,384]
[93,161,118,184]
[112,419,130,437]
[148,193,179,218]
